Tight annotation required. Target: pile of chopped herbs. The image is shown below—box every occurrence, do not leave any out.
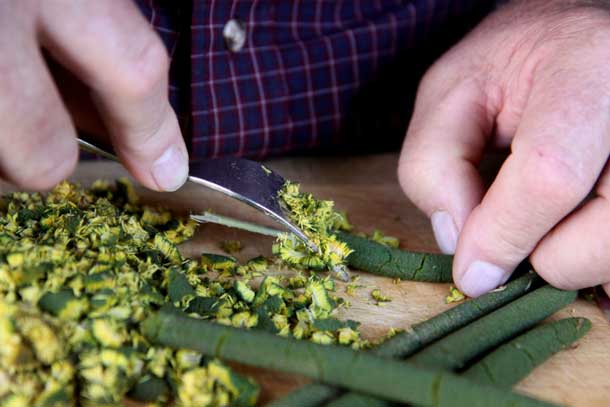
[0,180,368,406]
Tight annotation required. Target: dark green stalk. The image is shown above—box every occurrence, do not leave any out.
[326,286,577,407]
[374,273,542,359]
[336,231,453,282]
[268,272,541,407]
[464,317,591,387]
[127,376,170,403]
[409,286,577,370]
[326,393,384,407]
[143,307,557,407]
[326,318,589,407]
[267,384,340,407]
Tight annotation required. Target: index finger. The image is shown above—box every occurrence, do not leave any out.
[39,0,188,191]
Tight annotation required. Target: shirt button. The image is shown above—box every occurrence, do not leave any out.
[223,19,246,52]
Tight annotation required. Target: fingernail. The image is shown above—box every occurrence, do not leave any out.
[460,260,510,297]
[431,211,458,254]
[152,145,188,191]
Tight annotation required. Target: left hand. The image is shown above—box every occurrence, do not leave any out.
[398,0,610,297]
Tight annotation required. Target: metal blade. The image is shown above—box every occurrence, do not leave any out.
[188,158,317,251]
[77,138,318,253]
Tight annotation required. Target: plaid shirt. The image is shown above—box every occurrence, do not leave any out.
[135,0,493,159]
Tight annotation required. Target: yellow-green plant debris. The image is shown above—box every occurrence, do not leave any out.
[369,230,400,248]
[446,286,466,304]
[345,276,364,296]
[0,179,368,406]
[332,211,353,232]
[371,288,392,304]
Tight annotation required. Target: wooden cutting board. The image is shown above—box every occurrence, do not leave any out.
[43,153,610,406]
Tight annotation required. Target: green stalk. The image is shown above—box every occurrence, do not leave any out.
[268,272,541,407]
[190,212,453,283]
[127,376,170,403]
[464,317,591,387]
[325,286,577,407]
[374,273,542,359]
[409,286,577,370]
[326,318,589,407]
[267,384,341,407]
[326,393,383,407]
[335,231,453,282]
[143,307,557,407]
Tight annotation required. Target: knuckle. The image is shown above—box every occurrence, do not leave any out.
[29,104,65,138]
[5,111,78,190]
[397,153,428,200]
[477,217,533,261]
[417,46,481,99]
[552,7,610,41]
[418,62,453,97]
[519,143,593,205]
[116,102,177,155]
[397,157,413,191]
[494,227,531,256]
[121,36,169,100]
[466,207,536,263]
[15,145,78,190]
[419,65,440,92]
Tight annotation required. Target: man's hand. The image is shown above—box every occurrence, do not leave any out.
[0,1,188,191]
[398,1,610,297]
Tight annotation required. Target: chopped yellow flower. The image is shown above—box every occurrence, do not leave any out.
[445,285,466,304]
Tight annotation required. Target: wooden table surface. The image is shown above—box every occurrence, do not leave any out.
[64,153,610,406]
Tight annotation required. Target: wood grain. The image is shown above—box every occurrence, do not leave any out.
[25,153,610,406]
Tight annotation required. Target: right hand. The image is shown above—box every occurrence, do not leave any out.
[0,0,188,191]
[397,0,610,297]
